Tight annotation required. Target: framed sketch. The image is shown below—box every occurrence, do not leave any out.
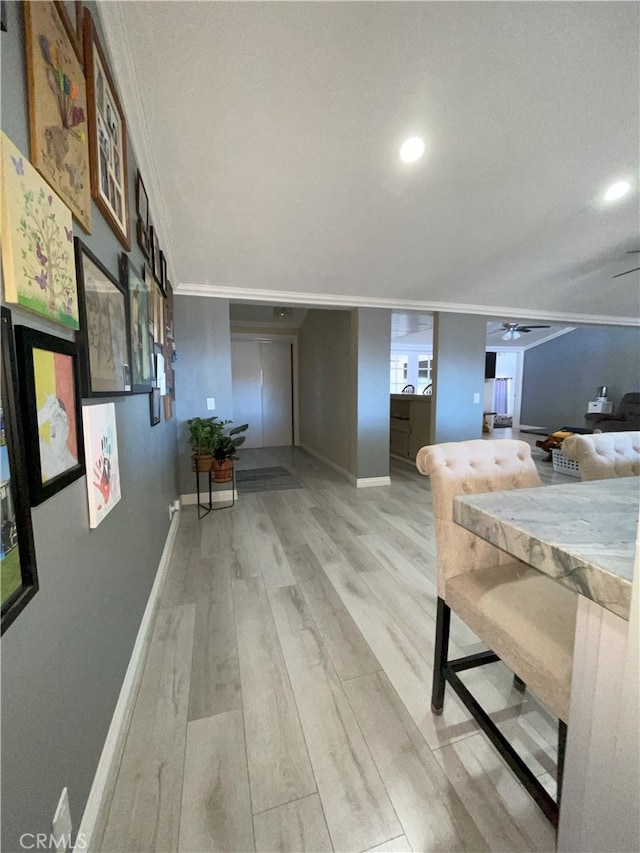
[24,1,91,232]
[82,402,121,528]
[119,255,152,393]
[1,309,39,635]
[135,170,150,259]
[149,387,161,426]
[1,132,80,330]
[75,238,131,396]
[14,324,85,506]
[146,266,165,345]
[83,8,130,249]
[54,1,83,61]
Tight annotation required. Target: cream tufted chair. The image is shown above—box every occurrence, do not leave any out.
[561,431,640,481]
[416,439,577,829]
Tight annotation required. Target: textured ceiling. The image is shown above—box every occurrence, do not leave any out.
[101,1,640,323]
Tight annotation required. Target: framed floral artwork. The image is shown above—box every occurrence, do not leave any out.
[149,387,161,427]
[119,254,153,393]
[24,0,91,232]
[74,239,131,396]
[82,402,121,528]
[14,324,85,506]
[1,132,79,329]
[83,8,130,249]
[1,309,39,635]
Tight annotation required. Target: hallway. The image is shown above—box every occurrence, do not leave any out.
[98,445,573,852]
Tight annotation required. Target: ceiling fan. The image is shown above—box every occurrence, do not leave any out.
[491,322,551,341]
[612,250,640,280]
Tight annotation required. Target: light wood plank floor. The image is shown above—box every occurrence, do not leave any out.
[99,437,575,853]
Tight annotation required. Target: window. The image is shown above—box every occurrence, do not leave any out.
[390,354,409,393]
[418,355,432,393]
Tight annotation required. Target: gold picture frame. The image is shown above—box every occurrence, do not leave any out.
[24,0,91,232]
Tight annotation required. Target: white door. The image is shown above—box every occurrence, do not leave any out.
[231,339,293,448]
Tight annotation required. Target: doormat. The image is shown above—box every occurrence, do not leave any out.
[235,466,303,495]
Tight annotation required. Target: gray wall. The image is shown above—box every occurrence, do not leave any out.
[431,312,486,443]
[352,308,391,479]
[173,295,234,496]
[521,326,640,428]
[298,309,352,473]
[1,4,179,849]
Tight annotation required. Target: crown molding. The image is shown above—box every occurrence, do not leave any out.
[174,283,640,327]
[97,3,178,283]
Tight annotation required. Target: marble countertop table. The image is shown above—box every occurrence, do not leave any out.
[453,476,639,620]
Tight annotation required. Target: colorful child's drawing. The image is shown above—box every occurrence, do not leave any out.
[33,347,79,483]
[1,133,79,329]
[82,403,121,528]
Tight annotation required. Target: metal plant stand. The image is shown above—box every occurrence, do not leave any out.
[195,465,236,519]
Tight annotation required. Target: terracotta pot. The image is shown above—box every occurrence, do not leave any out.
[211,458,234,483]
[191,453,213,473]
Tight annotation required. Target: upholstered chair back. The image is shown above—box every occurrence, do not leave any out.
[416,439,542,598]
[561,431,640,480]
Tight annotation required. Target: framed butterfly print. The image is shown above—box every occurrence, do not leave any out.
[83,8,130,250]
[24,0,91,232]
[0,132,80,330]
[1,308,39,635]
[74,238,131,396]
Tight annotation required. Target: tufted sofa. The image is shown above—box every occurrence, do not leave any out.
[584,392,640,432]
[561,431,640,481]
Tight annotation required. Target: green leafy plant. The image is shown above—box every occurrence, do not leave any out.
[186,416,218,455]
[212,422,249,463]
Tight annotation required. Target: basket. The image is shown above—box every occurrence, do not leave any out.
[552,448,581,478]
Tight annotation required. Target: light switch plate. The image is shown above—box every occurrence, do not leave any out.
[206,397,216,410]
[473,392,480,404]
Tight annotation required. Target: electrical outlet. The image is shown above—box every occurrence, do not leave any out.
[473,392,480,404]
[206,397,216,410]
[52,788,72,851]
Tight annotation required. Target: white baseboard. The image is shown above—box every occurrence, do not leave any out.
[353,476,391,488]
[74,510,181,852]
[181,488,237,504]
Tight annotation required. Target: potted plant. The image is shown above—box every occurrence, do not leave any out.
[187,416,217,472]
[211,421,249,483]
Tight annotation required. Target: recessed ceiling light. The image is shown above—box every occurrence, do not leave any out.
[604,181,631,202]
[399,137,425,164]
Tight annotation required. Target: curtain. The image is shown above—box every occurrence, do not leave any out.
[494,377,510,414]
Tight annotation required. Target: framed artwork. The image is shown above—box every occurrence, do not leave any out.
[1,132,79,330]
[54,1,83,61]
[159,250,168,296]
[120,255,152,393]
[149,388,161,426]
[155,349,166,396]
[147,267,165,345]
[135,171,150,259]
[82,402,121,528]
[1,309,39,635]
[75,238,131,396]
[164,281,174,341]
[83,8,130,250]
[24,1,91,232]
[14,324,85,506]
[163,394,172,421]
[150,225,161,287]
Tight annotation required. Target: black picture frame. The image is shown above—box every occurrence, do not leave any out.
[119,254,153,393]
[14,324,86,507]
[75,238,131,397]
[149,387,161,426]
[159,250,168,297]
[1,309,39,634]
[135,170,150,260]
[150,225,161,287]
